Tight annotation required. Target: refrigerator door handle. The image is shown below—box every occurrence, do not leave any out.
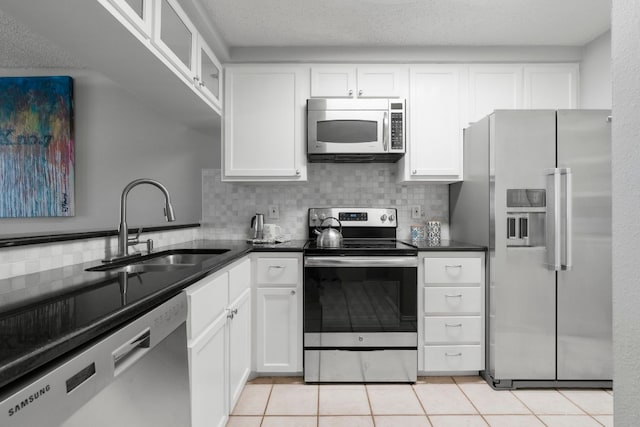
[546,168,562,270]
[560,168,573,270]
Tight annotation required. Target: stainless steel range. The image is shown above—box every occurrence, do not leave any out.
[303,207,418,383]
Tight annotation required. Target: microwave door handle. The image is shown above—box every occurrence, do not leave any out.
[383,111,389,151]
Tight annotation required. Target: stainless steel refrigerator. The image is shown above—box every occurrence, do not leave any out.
[450,110,612,389]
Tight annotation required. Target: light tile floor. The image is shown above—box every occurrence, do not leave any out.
[227,376,613,427]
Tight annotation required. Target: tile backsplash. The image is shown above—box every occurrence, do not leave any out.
[202,164,449,241]
[0,227,201,281]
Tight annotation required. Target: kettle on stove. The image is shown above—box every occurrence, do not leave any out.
[314,217,343,248]
[250,213,265,240]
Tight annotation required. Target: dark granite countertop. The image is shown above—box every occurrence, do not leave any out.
[411,239,487,251]
[0,239,305,391]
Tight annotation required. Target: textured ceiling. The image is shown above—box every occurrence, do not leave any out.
[202,0,611,47]
[0,8,83,68]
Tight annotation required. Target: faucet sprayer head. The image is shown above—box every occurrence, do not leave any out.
[165,201,176,222]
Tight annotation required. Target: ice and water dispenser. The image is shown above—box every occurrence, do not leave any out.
[506,189,546,247]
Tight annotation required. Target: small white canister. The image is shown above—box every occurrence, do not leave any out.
[426,221,441,245]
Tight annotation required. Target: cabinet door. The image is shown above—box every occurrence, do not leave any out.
[405,65,465,181]
[153,0,197,79]
[310,67,356,98]
[109,0,153,37]
[256,287,299,372]
[356,66,406,98]
[189,314,227,427]
[524,64,579,109]
[468,65,523,123]
[228,289,251,412]
[196,38,222,112]
[224,66,308,181]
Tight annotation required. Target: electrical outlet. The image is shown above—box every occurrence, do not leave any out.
[411,205,421,219]
[268,205,280,219]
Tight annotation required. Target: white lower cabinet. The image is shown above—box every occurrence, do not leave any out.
[189,314,227,427]
[256,287,299,372]
[228,289,251,408]
[419,251,486,374]
[185,256,251,427]
[253,253,303,374]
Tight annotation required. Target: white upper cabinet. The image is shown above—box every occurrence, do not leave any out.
[524,64,579,109]
[153,0,197,80]
[397,65,466,183]
[195,39,223,111]
[468,65,523,123]
[108,0,153,37]
[224,65,309,181]
[311,66,407,98]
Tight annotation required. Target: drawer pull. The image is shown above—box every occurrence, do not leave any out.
[444,294,463,298]
[269,265,285,269]
[445,264,463,268]
[445,323,463,327]
[445,352,463,357]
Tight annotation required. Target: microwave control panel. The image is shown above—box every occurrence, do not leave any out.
[390,102,405,150]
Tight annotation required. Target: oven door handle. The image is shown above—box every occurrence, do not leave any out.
[304,256,418,268]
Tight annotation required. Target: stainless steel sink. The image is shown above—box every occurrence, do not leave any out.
[86,249,230,273]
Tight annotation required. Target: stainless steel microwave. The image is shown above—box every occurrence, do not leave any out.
[307,98,406,163]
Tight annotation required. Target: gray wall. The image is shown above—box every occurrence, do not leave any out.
[612,1,640,425]
[0,69,218,235]
[581,31,612,109]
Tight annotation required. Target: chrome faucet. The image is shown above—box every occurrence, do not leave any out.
[106,179,176,262]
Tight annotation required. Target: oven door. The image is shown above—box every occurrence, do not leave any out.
[307,110,388,154]
[304,256,417,336]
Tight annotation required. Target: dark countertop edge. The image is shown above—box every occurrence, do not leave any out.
[0,223,201,248]
[412,240,487,251]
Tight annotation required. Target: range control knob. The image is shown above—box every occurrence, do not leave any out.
[310,214,319,223]
[389,214,395,222]
[319,213,326,221]
[380,214,388,222]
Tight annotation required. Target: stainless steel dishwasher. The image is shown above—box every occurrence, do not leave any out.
[0,293,190,427]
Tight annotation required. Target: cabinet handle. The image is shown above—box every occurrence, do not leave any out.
[226,308,238,319]
[412,170,417,175]
[445,323,463,328]
[348,89,353,96]
[445,264,463,269]
[445,352,463,357]
[193,77,200,82]
[295,169,301,176]
[269,265,285,269]
[291,290,296,295]
[445,294,463,298]
[199,81,206,87]
[358,89,363,96]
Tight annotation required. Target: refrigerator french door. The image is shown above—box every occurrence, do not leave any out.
[450,109,612,389]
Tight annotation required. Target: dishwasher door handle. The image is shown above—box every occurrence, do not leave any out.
[113,328,151,376]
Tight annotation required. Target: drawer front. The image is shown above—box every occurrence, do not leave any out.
[424,345,483,372]
[256,258,299,286]
[186,272,228,340]
[424,287,482,314]
[229,257,251,302]
[424,257,482,284]
[424,316,482,344]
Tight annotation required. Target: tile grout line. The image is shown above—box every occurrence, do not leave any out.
[365,384,376,427]
[508,387,552,427]
[555,388,611,426]
[258,382,275,426]
[410,378,434,426]
[452,377,490,425]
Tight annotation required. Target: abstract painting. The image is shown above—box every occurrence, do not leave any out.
[0,76,74,217]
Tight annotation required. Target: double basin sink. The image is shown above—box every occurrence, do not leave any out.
[86,249,230,274]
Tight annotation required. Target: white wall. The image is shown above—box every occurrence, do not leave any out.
[0,69,218,236]
[612,1,640,425]
[581,31,612,108]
